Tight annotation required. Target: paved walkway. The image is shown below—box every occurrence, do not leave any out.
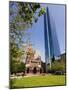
[24,74,40,77]
[10,73,48,79]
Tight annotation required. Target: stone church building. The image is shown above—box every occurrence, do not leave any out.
[25,44,42,74]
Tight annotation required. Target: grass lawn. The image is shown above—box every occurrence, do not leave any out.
[10,74,66,89]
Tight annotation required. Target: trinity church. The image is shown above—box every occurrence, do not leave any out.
[25,44,42,74]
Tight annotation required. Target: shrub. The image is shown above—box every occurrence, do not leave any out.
[48,60,65,74]
[10,60,25,74]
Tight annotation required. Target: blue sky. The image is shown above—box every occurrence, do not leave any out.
[26,4,65,62]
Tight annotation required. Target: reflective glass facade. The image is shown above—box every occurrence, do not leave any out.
[44,7,61,63]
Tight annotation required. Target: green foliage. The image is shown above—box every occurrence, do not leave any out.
[10,43,24,59]
[9,1,46,51]
[9,2,46,31]
[52,62,64,71]
[9,2,46,74]
[10,42,25,74]
[10,60,25,74]
[9,1,46,45]
[38,8,46,16]
[51,60,65,73]
[47,55,66,74]
[17,2,45,24]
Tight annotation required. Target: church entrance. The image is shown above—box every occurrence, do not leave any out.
[33,67,37,74]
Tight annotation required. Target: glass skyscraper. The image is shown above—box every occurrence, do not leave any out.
[44,7,61,69]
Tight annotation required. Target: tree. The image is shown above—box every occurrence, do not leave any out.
[9,1,46,46]
[9,2,46,74]
[17,62,25,73]
[10,60,25,74]
[51,60,65,73]
[9,1,46,60]
[52,55,55,62]
[47,54,65,74]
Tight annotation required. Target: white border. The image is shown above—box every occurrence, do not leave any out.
[0,0,68,90]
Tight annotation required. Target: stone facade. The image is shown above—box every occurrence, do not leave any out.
[25,44,42,74]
